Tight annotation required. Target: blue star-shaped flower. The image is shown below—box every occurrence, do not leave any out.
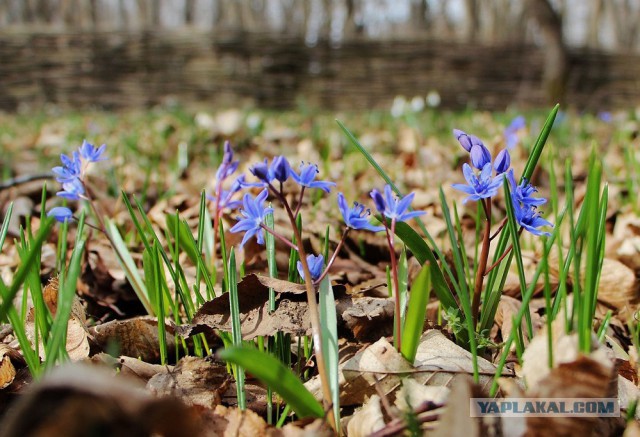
[56,178,85,200]
[513,201,553,237]
[507,170,546,208]
[52,152,82,183]
[297,254,324,281]
[337,193,383,232]
[78,140,107,163]
[452,163,503,203]
[493,149,510,175]
[291,162,336,192]
[370,185,425,222]
[229,189,274,247]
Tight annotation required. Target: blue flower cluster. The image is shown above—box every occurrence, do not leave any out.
[452,128,552,236]
[208,141,244,213]
[48,140,107,222]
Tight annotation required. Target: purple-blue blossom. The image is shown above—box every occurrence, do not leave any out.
[56,178,85,200]
[494,149,510,174]
[504,116,526,149]
[507,170,546,208]
[78,140,107,163]
[337,193,384,232]
[47,206,73,223]
[52,152,82,183]
[453,129,492,169]
[229,189,274,247]
[291,162,336,193]
[513,202,553,237]
[370,185,425,222]
[215,141,240,182]
[452,163,503,203]
[297,254,324,281]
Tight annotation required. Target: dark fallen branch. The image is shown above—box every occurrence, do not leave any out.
[0,173,53,191]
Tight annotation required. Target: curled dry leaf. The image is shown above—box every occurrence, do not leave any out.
[308,331,501,407]
[89,316,176,364]
[147,356,230,410]
[24,277,90,362]
[0,363,214,437]
[433,375,501,437]
[346,395,386,437]
[0,344,22,389]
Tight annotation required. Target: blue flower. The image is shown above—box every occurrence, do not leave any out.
[249,159,271,183]
[337,193,384,232]
[470,143,492,169]
[370,185,425,222]
[52,152,82,183]
[56,178,85,200]
[504,116,526,149]
[297,254,324,281]
[507,170,546,208]
[270,156,292,183]
[493,149,510,174]
[47,206,73,223]
[291,162,336,192]
[209,174,245,211]
[452,163,503,203]
[453,129,491,169]
[229,189,274,247]
[513,202,553,237]
[78,140,107,163]
[215,141,240,182]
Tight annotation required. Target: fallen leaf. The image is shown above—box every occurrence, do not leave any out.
[0,363,214,437]
[89,316,176,363]
[346,395,386,437]
[180,274,347,340]
[148,356,230,409]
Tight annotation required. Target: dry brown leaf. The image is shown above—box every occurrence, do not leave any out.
[340,297,394,342]
[147,356,230,409]
[24,277,90,362]
[0,345,18,389]
[89,316,176,363]
[0,363,214,437]
[432,375,498,437]
[180,274,347,340]
[346,395,386,437]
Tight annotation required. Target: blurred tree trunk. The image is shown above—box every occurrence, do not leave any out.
[463,0,479,42]
[184,0,194,25]
[588,0,603,48]
[526,0,568,104]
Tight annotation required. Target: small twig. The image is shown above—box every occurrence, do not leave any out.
[369,400,443,437]
[0,173,53,191]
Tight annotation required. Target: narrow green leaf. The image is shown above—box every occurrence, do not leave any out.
[401,264,431,363]
[218,346,325,419]
[318,275,339,431]
[228,248,246,409]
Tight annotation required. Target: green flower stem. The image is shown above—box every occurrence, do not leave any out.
[266,182,336,431]
[472,198,492,325]
[384,218,402,352]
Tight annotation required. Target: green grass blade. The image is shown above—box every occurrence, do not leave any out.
[265,207,277,312]
[45,217,86,366]
[104,218,154,315]
[228,248,246,409]
[0,217,55,321]
[401,264,431,363]
[0,202,13,250]
[503,181,533,339]
[218,346,325,419]
[318,274,339,432]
